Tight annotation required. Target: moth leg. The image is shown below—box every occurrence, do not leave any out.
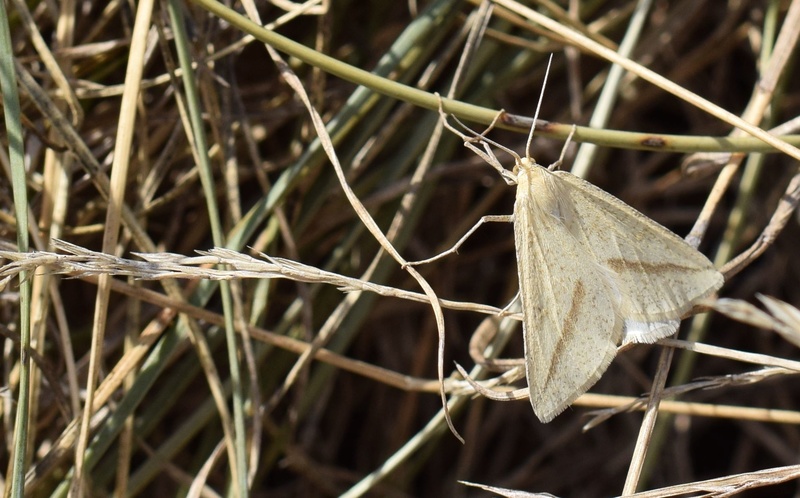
[435,93,518,185]
[405,214,512,267]
[547,124,578,172]
[460,101,505,137]
[462,138,518,186]
[498,290,520,316]
[437,92,505,142]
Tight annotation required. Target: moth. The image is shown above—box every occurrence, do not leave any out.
[512,156,724,421]
[427,94,724,423]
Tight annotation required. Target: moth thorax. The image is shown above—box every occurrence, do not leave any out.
[528,168,566,220]
[514,157,538,175]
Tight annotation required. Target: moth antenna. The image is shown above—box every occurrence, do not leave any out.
[525,53,553,161]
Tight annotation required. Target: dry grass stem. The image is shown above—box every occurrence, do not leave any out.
[3,1,800,496]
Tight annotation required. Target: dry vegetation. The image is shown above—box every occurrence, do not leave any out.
[1,0,800,496]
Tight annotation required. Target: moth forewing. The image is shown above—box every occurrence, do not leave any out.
[550,170,724,323]
[512,158,723,422]
[514,159,623,422]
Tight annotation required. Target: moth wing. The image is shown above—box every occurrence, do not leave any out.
[623,319,680,345]
[552,170,724,343]
[514,169,623,422]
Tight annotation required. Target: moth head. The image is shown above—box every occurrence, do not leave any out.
[514,156,538,176]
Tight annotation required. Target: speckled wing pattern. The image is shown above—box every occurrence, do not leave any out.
[513,159,723,422]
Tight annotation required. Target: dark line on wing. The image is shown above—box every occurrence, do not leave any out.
[544,280,585,385]
[605,258,706,275]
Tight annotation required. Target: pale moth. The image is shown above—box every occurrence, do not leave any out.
[428,88,723,423]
